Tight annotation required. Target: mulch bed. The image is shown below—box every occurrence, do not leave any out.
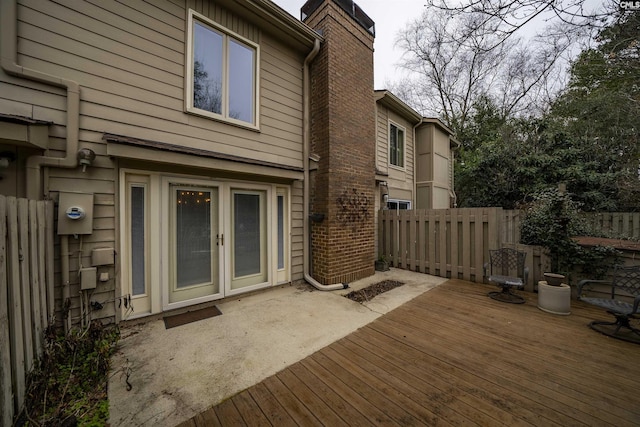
[344,280,405,303]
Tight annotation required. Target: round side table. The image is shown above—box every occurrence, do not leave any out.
[537,281,571,315]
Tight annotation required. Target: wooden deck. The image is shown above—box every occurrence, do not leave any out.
[177,279,640,426]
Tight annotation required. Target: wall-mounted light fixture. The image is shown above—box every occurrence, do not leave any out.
[77,148,96,172]
[0,151,16,179]
[380,180,389,204]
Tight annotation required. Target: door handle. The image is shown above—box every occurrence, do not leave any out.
[216,234,224,246]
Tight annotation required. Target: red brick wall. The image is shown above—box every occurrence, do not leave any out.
[305,1,376,284]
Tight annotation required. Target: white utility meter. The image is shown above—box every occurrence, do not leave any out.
[66,206,86,220]
[57,192,94,235]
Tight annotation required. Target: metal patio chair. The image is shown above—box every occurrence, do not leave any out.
[577,265,640,344]
[484,248,528,304]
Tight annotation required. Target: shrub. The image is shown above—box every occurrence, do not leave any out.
[20,321,119,426]
[521,188,620,280]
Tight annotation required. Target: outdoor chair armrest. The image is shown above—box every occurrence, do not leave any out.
[524,267,529,286]
[634,295,640,314]
[483,262,489,277]
[577,279,611,299]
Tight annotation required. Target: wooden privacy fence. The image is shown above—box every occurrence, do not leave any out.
[0,196,55,425]
[580,212,640,240]
[378,207,549,291]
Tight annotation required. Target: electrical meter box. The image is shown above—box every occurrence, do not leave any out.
[57,192,94,235]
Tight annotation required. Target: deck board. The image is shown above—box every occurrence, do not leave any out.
[186,279,640,426]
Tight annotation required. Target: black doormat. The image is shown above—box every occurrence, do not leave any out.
[163,306,222,329]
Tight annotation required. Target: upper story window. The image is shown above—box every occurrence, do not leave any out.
[186,10,259,127]
[389,122,405,168]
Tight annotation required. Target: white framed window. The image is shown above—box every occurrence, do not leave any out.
[186,10,259,127]
[387,199,411,211]
[389,122,405,168]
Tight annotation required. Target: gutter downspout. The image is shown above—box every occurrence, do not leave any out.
[302,38,346,291]
[2,0,80,332]
[1,0,80,200]
[412,120,421,209]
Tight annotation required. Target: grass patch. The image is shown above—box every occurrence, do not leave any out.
[19,321,119,426]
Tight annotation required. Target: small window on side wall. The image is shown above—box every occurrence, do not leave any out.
[387,199,411,211]
[187,10,258,127]
[389,122,405,168]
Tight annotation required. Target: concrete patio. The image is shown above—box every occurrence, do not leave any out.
[108,269,447,426]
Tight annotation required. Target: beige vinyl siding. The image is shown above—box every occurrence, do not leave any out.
[188,0,260,42]
[375,105,415,197]
[3,0,311,324]
[290,181,304,280]
[375,104,389,172]
[17,0,305,169]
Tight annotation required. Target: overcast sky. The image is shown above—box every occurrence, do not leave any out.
[272,0,419,89]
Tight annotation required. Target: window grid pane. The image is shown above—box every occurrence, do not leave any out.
[130,186,145,296]
[234,193,261,277]
[193,23,223,114]
[277,196,284,269]
[390,124,404,167]
[390,124,398,165]
[191,16,256,125]
[398,128,405,167]
[175,190,212,288]
[228,39,255,123]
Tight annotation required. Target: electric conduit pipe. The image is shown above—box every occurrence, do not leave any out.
[302,38,347,291]
[2,0,81,331]
[1,0,81,200]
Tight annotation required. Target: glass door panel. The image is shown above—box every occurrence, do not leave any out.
[130,185,146,296]
[126,175,151,315]
[169,186,219,303]
[230,189,267,290]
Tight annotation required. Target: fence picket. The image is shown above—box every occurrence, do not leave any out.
[461,209,471,281]
[418,210,426,273]
[428,210,436,275]
[409,210,417,271]
[2,196,55,423]
[400,210,408,268]
[438,210,447,277]
[6,197,25,412]
[473,210,484,282]
[450,210,458,280]
[0,197,12,426]
[378,207,553,287]
[579,212,640,240]
[37,202,47,331]
[17,199,34,374]
[29,200,43,356]
[46,201,55,320]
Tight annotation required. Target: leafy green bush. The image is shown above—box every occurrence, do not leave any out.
[521,188,620,280]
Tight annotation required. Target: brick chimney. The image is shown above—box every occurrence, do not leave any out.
[302,0,376,284]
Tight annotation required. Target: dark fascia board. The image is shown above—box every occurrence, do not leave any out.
[213,0,323,52]
[374,90,422,124]
[0,113,52,126]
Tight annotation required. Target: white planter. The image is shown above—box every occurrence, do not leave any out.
[537,281,571,315]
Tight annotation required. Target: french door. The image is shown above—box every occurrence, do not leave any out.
[121,172,286,317]
[168,185,220,304]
